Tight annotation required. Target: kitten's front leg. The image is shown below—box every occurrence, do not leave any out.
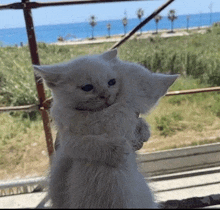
[49,151,73,208]
[63,134,130,167]
[132,118,151,151]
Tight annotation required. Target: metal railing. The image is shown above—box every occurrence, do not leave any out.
[1,1,220,207]
[0,177,47,196]
[0,0,177,159]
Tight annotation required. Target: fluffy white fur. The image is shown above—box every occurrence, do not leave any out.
[33,49,178,208]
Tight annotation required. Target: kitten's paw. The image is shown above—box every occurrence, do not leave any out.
[102,137,128,167]
[63,134,128,167]
[83,134,128,167]
[133,118,151,150]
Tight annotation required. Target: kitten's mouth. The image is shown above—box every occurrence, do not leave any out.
[75,93,119,112]
[96,102,112,111]
[75,102,112,112]
[75,99,115,112]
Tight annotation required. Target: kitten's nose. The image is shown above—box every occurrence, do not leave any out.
[99,92,110,99]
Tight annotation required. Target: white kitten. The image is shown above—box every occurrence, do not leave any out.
[33,49,178,208]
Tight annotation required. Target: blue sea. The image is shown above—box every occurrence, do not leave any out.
[0,12,220,46]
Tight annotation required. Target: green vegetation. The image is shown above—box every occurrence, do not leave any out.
[120,25,220,87]
[1,26,220,108]
[146,77,220,137]
[0,26,220,179]
[0,112,49,177]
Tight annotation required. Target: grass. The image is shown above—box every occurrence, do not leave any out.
[136,75,220,153]
[119,26,220,86]
[0,112,51,180]
[0,26,220,180]
[1,26,220,107]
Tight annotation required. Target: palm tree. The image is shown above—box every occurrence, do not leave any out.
[168,9,177,33]
[136,8,144,34]
[186,15,190,31]
[154,15,162,34]
[209,2,213,25]
[122,16,128,36]
[199,11,202,29]
[89,15,97,39]
[106,23,111,38]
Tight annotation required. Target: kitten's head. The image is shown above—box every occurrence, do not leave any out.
[114,59,179,113]
[33,50,120,112]
[33,49,178,114]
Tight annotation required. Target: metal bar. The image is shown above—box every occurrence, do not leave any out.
[0,2,23,10]
[165,86,220,96]
[22,0,54,159]
[36,194,50,208]
[111,0,175,49]
[0,177,46,190]
[0,96,51,113]
[0,0,155,10]
[0,86,220,113]
[0,104,38,113]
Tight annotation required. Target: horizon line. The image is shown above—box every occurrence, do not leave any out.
[0,11,219,30]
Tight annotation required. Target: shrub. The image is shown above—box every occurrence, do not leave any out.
[155,112,186,136]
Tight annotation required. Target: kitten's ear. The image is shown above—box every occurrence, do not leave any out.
[101,49,118,61]
[33,65,62,88]
[152,73,179,98]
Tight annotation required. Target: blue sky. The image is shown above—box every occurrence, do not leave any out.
[0,0,219,29]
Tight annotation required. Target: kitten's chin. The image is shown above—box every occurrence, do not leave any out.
[75,101,113,112]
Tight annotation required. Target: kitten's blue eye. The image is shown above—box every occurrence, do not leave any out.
[81,84,93,92]
[108,79,116,86]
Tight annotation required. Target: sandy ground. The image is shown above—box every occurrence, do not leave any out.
[50,26,208,46]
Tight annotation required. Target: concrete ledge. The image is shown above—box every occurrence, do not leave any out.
[137,142,220,177]
[0,192,48,208]
[0,177,47,190]
[149,166,220,203]
[0,143,220,208]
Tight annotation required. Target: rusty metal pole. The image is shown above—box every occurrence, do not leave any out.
[22,0,54,160]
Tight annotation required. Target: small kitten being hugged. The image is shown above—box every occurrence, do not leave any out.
[33,49,178,208]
